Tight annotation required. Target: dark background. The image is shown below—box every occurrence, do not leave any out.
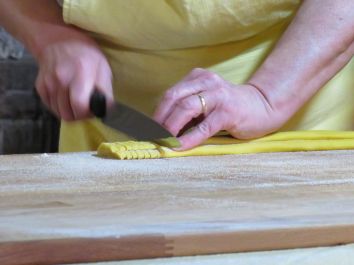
[0,28,59,154]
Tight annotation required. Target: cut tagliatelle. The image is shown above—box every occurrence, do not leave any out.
[97,131,354,160]
[98,141,161,159]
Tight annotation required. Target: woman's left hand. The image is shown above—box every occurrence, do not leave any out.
[154,68,285,150]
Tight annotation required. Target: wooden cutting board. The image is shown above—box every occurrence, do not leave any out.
[0,150,354,265]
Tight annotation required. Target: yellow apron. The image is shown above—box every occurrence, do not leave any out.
[60,0,354,152]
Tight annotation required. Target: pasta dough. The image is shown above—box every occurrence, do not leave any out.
[97,131,354,160]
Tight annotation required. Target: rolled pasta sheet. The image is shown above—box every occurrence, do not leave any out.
[97,131,354,160]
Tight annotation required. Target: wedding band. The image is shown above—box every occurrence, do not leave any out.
[197,93,207,115]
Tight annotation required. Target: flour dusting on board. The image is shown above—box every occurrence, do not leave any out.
[1,150,354,242]
[0,151,353,195]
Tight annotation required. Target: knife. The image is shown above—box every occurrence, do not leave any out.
[89,91,180,148]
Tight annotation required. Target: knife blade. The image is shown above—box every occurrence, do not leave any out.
[89,91,180,147]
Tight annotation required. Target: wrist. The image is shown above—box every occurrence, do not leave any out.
[27,24,93,61]
[246,79,296,128]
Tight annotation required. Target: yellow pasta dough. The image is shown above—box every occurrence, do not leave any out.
[97,131,354,160]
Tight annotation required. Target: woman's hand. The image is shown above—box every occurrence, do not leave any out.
[0,0,114,121]
[155,0,354,151]
[154,68,284,150]
[35,38,113,121]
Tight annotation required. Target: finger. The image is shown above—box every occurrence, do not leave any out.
[163,95,201,136]
[177,114,204,137]
[176,111,224,151]
[49,91,60,118]
[49,62,75,119]
[35,72,50,109]
[154,78,211,124]
[43,75,60,118]
[51,62,75,120]
[57,87,75,121]
[69,68,95,119]
[163,92,215,136]
[153,68,208,123]
[95,61,114,106]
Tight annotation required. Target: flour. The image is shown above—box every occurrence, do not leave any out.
[1,150,354,245]
[1,150,353,196]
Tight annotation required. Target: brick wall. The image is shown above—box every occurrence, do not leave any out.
[0,29,59,154]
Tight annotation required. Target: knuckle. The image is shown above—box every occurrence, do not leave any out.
[53,66,64,81]
[74,57,87,73]
[203,71,219,82]
[217,86,229,99]
[221,104,234,116]
[164,89,179,101]
[71,97,86,110]
[197,122,212,136]
[71,98,88,118]
[178,97,196,111]
[53,66,70,87]
[190,67,205,75]
[53,64,67,80]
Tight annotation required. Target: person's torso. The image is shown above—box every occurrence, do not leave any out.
[59,0,354,152]
[63,0,300,50]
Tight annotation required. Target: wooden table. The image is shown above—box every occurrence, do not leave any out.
[0,150,354,265]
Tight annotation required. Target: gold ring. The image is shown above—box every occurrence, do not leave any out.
[197,93,207,115]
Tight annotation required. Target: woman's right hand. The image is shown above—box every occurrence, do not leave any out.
[35,37,113,121]
[0,0,113,121]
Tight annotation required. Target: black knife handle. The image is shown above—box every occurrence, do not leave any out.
[90,91,106,118]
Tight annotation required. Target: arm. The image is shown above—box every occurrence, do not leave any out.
[248,0,354,126]
[0,0,113,120]
[154,0,354,150]
[0,0,76,59]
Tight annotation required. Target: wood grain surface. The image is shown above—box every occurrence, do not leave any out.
[0,150,354,265]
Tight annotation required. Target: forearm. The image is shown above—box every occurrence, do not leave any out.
[0,0,89,60]
[248,0,354,124]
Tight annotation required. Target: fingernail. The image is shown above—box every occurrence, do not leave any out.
[172,138,184,151]
[172,147,183,152]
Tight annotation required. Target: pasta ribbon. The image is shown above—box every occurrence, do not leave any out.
[97,131,354,160]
